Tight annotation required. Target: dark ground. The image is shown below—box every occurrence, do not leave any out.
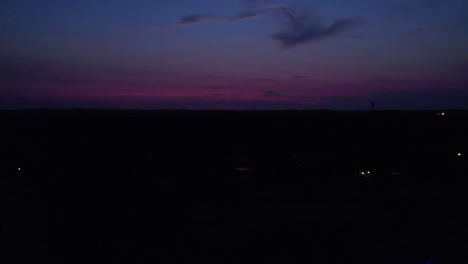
[1,110,467,263]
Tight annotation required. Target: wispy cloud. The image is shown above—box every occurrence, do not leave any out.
[263,90,283,97]
[244,77,278,83]
[177,1,360,48]
[291,75,306,79]
[369,78,400,84]
[178,8,266,26]
[272,7,360,48]
[179,14,217,25]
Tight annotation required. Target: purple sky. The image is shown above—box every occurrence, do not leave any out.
[1,0,467,109]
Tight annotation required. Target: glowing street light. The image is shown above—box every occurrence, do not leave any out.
[359,170,371,177]
[18,167,21,171]
[458,153,462,157]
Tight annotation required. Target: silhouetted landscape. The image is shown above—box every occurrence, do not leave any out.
[1,110,467,263]
[3,0,468,262]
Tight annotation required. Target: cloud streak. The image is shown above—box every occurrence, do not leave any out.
[272,7,360,48]
[179,14,217,25]
[291,75,306,79]
[177,2,360,48]
[178,9,265,26]
[263,90,283,97]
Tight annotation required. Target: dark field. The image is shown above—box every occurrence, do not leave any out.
[1,110,467,263]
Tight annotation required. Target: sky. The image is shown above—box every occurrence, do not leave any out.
[1,0,467,110]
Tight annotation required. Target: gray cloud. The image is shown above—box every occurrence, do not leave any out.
[263,90,283,97]
[245,78,277,83]
[178,2,360,48]
[179,15,216,25]
[272,7,360,48]
[178,9,265,26]
[369,78,400,84]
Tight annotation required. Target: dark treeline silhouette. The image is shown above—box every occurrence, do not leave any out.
[1,110,467,263]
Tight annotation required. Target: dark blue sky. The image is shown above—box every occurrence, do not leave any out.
[1,0,467,109]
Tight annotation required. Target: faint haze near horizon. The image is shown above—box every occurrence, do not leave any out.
[1,0,467,110]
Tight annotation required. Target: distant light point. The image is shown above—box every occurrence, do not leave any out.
[18,167,22,171]
[458,153,462,157]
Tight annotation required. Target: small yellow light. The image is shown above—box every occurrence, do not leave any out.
[441,112,445,116]
[367,171,371,174]
[360,172,365,175]
[458,153,462,157]
[18,168,21,171]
